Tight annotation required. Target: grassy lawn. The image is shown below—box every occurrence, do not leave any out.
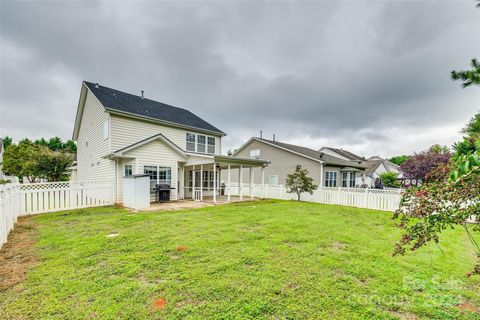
[0,200,479,319]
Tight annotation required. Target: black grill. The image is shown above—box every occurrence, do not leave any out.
[154,184,175,202]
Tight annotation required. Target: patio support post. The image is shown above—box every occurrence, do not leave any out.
[227,164,231,202]
[261,166,265,199]
[181,166,185,199]
[320,162,324,188]
[200,165,203,201]
[213,162,217,204]
[239,165,243,201]
[249,167,254,199]
[192,165,195,201]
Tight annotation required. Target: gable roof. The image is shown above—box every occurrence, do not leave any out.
[110,133,186,159]
[321,147,365,161]
[234,138,368,169]
[75,81,225,138]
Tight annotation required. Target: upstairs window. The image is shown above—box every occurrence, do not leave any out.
[186,133,196,152]
[250,149,260,159]
[103,118,109,140]
[207,137,215,154]
[269,175,279,185]
[197,135,206,153]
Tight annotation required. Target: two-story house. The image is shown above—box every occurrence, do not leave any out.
[72,81,268,204]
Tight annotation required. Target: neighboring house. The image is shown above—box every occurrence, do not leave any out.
[319,147,403,187]
[364,156,403,187]
[231,138,368,187]
[72,81,268,203]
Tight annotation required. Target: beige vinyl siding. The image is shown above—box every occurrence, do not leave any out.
[110,114,222,155]
[228,140,323,186]
[76,89,114,182]
[117,139,185,202]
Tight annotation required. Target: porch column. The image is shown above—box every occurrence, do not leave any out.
[200,165,203,201]
[249,167,254,199]
[239,165,243,201]
[261,166,265,199]
[227,164,231,202]
[181,166,185,199]
[320,162,324,188]
[192,165,195,201]
[213,162,217,203]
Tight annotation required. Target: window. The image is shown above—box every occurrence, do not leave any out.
[342,172,348,187]
[207,137,215,154]
[250,149,260,159]
[269,175,279,185]
[144,166,158,180]
[103,118,109,140]
[325,171,337,187]
[124,164,133,177]
[197,135,206,153]
[158,167,171,184]
[186,133,196,152]
[350,172,356,187]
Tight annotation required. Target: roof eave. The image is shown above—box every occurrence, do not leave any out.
[104,107,227,137]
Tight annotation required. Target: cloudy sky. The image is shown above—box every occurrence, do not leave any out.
[0,1,478,157]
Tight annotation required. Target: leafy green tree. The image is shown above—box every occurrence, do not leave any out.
[63,140,77,153]
[379,172,399,188]
[388,155,409,166]
[37,149,73,181]
[2,136,12,150]
[286,165,318,201]
[47,137,64,151]
[3,141,42,182]
[395,37,480,274]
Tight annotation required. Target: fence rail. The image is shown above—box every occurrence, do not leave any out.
[226,183,403,212]
[0,180,114,248]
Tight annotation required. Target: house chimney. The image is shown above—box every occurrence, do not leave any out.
[141,90,144,99]
[260,131,263,139]
[273,134,276,142]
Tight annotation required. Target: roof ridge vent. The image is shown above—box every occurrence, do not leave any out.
[141,90,144,99]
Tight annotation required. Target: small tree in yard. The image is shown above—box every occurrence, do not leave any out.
[379,172,399,188]
[37,149,73,181]
[286,165,318,201]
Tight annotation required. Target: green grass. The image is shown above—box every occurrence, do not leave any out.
[1,200,479,319]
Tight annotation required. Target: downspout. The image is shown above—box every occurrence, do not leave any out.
[114,158,118,203]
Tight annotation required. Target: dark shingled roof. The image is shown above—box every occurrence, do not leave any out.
[257,138,368,169]
[84,81,225,135]
[323,147,365,161]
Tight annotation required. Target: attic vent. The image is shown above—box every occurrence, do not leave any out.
[95,83,99,89]
[145,109,149,115]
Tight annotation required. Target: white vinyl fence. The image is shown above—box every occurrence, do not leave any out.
[0,180,114,248]
[226,183,402,212]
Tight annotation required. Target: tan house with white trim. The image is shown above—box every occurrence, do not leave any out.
[72,81,268,204]
[230,138,369,187]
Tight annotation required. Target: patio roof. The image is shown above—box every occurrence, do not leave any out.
[184,153,269,168]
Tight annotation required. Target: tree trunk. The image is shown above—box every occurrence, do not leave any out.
[297,192,301,201]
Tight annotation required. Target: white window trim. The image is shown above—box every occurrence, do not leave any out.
[250,149,261,159]
[325,171,337,188]
[103,118,109,140]
[124,164,133,177]
[269,175,279,185]
[186,132,216,154]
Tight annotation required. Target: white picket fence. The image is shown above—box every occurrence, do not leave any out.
[0,180,114,248]
[226,183,403,212]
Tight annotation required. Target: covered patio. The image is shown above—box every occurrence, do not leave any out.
[180,154,269,204]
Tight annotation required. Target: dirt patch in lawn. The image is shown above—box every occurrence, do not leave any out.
[0,216,38,290]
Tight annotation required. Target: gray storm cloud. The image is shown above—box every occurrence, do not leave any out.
[0,1,478,157]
